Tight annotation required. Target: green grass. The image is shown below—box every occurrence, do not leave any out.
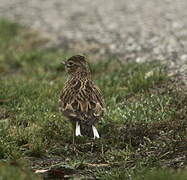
[0,19,187,179]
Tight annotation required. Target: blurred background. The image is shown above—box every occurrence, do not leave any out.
[0,0,187,84]
[0,1,187,179]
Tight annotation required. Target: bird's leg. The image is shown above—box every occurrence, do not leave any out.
[101,142,104,154]
[71,121,80,155]
[70,121,76,150]
[91,139,94,153]
[72,126,75,146]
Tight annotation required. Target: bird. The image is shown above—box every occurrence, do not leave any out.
[59,55,105,141]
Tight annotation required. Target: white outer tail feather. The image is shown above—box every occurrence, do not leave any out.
[75,121,82,136]
[75,122,100,139]
[92,125,100,139]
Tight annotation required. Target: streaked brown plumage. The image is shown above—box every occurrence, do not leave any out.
[59,55,105,138]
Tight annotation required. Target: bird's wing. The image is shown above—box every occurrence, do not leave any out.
[60,79,105,121]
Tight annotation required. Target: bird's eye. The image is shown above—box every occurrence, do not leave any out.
[68,62,74,66]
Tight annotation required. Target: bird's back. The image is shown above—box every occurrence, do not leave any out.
[59,74,104,125]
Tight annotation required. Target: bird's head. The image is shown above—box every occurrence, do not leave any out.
[62,55,90,75]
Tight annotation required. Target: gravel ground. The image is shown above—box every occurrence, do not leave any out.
[0,0,187,84]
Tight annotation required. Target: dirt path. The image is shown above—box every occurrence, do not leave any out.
[0,0,187,84]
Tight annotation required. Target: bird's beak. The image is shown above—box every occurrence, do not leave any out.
[61,61,66,65]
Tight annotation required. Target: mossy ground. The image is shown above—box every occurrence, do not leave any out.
[0,19,187,179]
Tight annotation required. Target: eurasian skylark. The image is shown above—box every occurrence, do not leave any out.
[59,55,105,139]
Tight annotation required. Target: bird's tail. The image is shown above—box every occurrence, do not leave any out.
[75,121,100,139]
